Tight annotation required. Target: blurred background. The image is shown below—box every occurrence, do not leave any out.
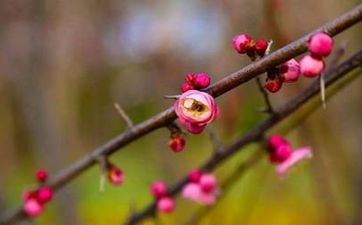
[0,0,361,224]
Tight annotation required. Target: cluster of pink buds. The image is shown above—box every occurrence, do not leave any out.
[232,33,268,58]
[150,181,175,213]
[267,135,313,179]
[300,32,333,77]
[107,163,124,185]
[181,170,219,205]
[180,73,211,93]
[23,169,54,217]
[174,89,219,134]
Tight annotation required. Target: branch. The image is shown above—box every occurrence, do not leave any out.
[256,77,274,113]
[1,5,361,224]
[125,49,362,225]
[114,103,134,129]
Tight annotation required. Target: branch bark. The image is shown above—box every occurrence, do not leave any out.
[1,4,361,225]
[125,48,362,225]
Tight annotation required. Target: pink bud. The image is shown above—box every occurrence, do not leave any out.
[168,134,186,152]
[180,82,193,93]
[194,73,211,89]
[23,190,37,201]
[107,166,124,185]
[157,197,175,213]
[185,73,197,84]
[255,39,268,56]
[276,147,312,179]
[280,59,300,82]
[199,174,217,193]
[268,134,290,149]
[188,169,203,183]
[269,145,293,163]
[232,34,252,54]
[264,77,283,93]
[23,199,43,217]
[151,181,167,198]
[36,187,53,204]
[308,32,333,57]
[35,169,48,183]
[300,55,325,77]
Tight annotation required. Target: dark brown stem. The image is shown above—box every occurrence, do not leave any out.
[1,5,361,224]
[125,49,362,225]
[256,77,274,113]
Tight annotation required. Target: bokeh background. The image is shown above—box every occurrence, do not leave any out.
[0,0,361,224]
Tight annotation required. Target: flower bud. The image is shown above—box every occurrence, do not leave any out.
[180,82,193,93]
[280,59,300,82]
[264,77,283,93]
[188,169,203,183]
[151,181,167,198]
[168,133,186,152]
[35,169,48,183]
[308,32,333,57]
[268,134,290,149]
[194,73,211,89]
[107,165,124,185]
[23,199,43,217]
[185,73,197,84]
[255,39,268,56]
[300,55,325,77]
[232,34,252,54]
[199,174,217,193]
[157,197,175,213]
[269,145,292,163]
[36,187,53,204]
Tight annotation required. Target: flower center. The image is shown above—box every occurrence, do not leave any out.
[182,98,209,115]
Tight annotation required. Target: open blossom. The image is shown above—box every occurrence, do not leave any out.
[268,135,312,179]
[182,172,219,205]
[174,90,218,134]
[280,59,300,82]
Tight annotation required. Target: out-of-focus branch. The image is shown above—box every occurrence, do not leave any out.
[256,77,274,113]
[1,5,361,224]
[125,49,362,225]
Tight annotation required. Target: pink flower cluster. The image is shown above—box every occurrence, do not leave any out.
[23,169,54,217]
[175,90,219,134]
[181,170,219,205]
[232,33,268,57]
[107,163,124,185]
[264,32,333,93]
[150,181,175,213]
[268,135,313,179]
[180,73,211,93]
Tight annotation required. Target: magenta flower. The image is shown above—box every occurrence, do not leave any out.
[280,59,300,82]
[174,90,218,134]
[182,173,219,205]
[268,135,313,179]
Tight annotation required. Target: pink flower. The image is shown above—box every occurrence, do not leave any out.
[151,181,167,198]
[300,55,325,77]
[280,59,300,82]
[194,73,211,89]
[255,39,268,56]
[107,165,124,185]
[276,147,312,178]
[23,199,44,217]
[232,34,252,54]
[35,169,48,183]
[308,32,334,57]
[157,197,175,213]
[37,187,53,204]
[182,183,217,205]
[199,174,217,193]
[174,90,218,134]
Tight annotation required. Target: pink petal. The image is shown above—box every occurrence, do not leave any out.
[276,147,313,179]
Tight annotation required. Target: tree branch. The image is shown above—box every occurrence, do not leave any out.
[256,77,274,113]
[1,5,361,224]
[124,49,362,225]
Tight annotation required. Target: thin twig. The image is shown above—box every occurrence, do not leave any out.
[163,95,180,99]
[256,77,274,113]
[124,49,362,225]
[114,103,134,128]
[1,6,361,224]
[206,127,225,151]
[97,155,108,193]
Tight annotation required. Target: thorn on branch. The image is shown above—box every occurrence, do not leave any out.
[114,103,134,129]
[207,127,225,151]
[255,77,274,114]
[163,95,180,99]
[97,155,108,192]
